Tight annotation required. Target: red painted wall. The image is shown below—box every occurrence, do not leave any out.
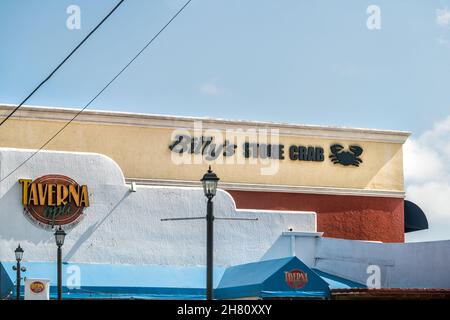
[227,190,405,243]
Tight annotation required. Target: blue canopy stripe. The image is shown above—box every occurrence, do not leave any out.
[0,256,365,299]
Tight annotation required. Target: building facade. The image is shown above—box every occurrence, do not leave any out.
[0,104,409,242]
[1,104,448,299]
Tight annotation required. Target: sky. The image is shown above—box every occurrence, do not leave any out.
[0,0,449,242]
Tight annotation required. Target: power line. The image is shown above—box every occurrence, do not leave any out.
[0,0,194,184]
[0,0,126,127]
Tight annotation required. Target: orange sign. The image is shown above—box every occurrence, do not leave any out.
[30,281,45,294]
[19,175,89,229]
[285,269,308,289]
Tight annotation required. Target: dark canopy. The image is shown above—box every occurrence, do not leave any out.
[404,200,429,233]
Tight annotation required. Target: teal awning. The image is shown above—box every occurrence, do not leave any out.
[312,268,366,290]
[215,257,331,299]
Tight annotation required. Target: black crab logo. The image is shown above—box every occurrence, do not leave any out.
[329,144,363,167]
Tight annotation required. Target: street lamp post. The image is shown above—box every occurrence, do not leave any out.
[12,245,26,300]
[54,226,66,300]
[201,166,219,300]
[161,166,256,301]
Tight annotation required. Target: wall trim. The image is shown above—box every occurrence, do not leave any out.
[0,104,411,143]
[125,178,406,198]
[282,231,324,237]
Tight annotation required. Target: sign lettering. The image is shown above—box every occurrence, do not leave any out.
[285,269,308,289]
[19,175,89,230]
[169,135,363,166]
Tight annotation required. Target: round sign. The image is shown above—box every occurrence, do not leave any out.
[30,281,45,294]
[21,174,89,230]
[285,269,308,289]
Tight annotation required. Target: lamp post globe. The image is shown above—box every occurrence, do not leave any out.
[54,226,66,247]
[201,165,219,200]
[14,244,24,262]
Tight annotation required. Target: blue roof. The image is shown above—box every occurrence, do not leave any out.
[0,257,365,300]
[312,268,366,290]
[216,257,294,288]
[215,256,331,299]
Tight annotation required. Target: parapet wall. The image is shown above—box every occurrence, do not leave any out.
[316,237,450,288]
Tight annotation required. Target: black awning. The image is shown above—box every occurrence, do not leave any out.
[404,200,429,233]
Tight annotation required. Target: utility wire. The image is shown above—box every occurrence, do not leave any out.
[0,0,125,127]
[0,0,193,184]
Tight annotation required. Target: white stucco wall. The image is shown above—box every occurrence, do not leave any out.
[2,148,449,288]
[0,148,317,267]
[315,237,450,288]
[259,232,322,267]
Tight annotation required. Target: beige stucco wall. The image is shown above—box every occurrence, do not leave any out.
[0,106,408,196]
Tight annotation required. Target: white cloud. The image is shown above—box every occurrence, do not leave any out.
[436,8,450,26]
[403,139,444,183]
[404,115,450,242]
[198,79,224,96]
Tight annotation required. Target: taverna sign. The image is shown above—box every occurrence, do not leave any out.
[19,175,89,230]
